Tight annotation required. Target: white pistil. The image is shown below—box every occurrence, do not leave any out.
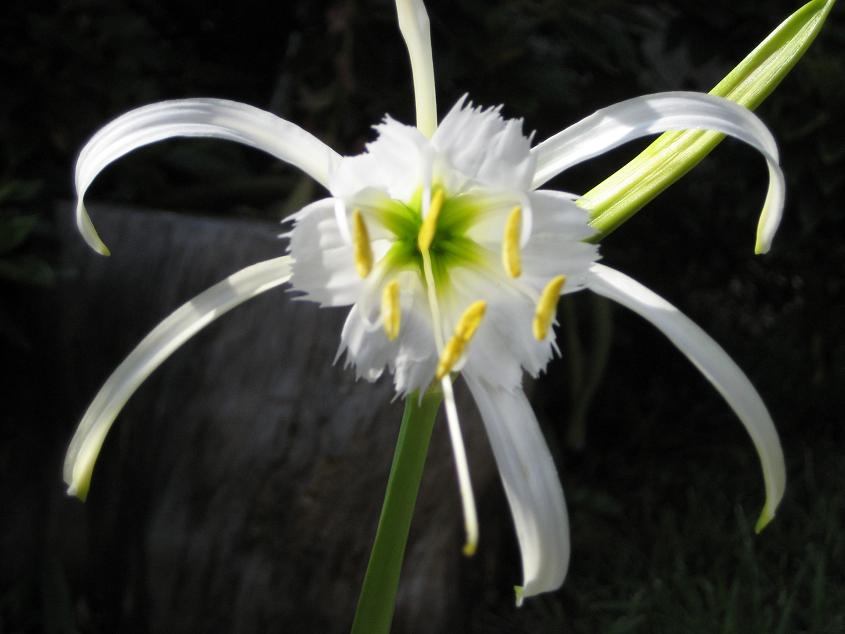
[417,188,479,557]
[440,373,480,556]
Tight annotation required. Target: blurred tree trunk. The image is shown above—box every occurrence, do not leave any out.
[50,205,499,633]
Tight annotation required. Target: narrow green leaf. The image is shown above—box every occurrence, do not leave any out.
[0,255,56,286]
[580,0,836,247]
[0,215,39,255]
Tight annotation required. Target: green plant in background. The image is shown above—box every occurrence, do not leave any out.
[60,0,834,632]
[0,181,53,288]
[0,180,54,347]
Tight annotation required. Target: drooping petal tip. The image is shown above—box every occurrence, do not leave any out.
[64,430,107,501]
[586,263,787,532]
[76,202,111,256]
[72,98,341,255]
[466,378,570,602]
[531,92,786,254]
[63,255,293,503]
[753,160,785,254]
[754,503,776,534]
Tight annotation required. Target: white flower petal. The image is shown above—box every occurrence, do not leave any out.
[464,376,570,604]
[433,98,535,192]
[338,296,437,396]
[585,263,785,531]
[75,99,341,254]
[519,237,599,291]
[395,0,437,137]
[445,267,551,385]
[531,92,785,252]
[63,255,292,500]
[362,118,430,201]
[289,198,361,307]
[529,190,596,240]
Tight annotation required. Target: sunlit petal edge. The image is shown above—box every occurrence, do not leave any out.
[64,255,292,500]
[585,263,786,531]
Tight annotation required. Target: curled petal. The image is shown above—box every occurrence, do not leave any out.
[74,99,340,254]
[531,92,785,253]
[63,256,292,500]
[586,263,785,532]
[464,376,570,603]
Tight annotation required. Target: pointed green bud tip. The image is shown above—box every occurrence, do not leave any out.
[754,505,774,534]
[514,585,525,607]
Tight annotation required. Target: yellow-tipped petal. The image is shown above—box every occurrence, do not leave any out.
[502,206,522,278]
[514,585,525,608]
[352,209,374,278]
[435,300,487,379]
[63,255,294,502]
[533,275,566,340]
[382,280,401,341]
[754,502,775,534]
[417,189,444,252]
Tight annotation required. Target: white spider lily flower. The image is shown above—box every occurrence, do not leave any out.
[65,0,787,606]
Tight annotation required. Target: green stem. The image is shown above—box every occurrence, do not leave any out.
[351,389,443,634]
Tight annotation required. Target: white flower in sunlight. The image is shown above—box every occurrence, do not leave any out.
[64,0,786,605]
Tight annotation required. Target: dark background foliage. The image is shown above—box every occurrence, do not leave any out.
[2,0,843,632]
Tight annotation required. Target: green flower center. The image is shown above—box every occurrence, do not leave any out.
[373,187,487,287]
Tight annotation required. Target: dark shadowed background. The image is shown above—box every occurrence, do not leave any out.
[2,0,843,632]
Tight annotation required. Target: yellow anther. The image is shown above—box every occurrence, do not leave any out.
[382,280,401,341]
[453,300,487,341]
[502,206,522,278]
[417,189,445,252]
[352,209,373,278]
[533,275,566,341]
[436,338,465,381]
[435,300,487,380]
